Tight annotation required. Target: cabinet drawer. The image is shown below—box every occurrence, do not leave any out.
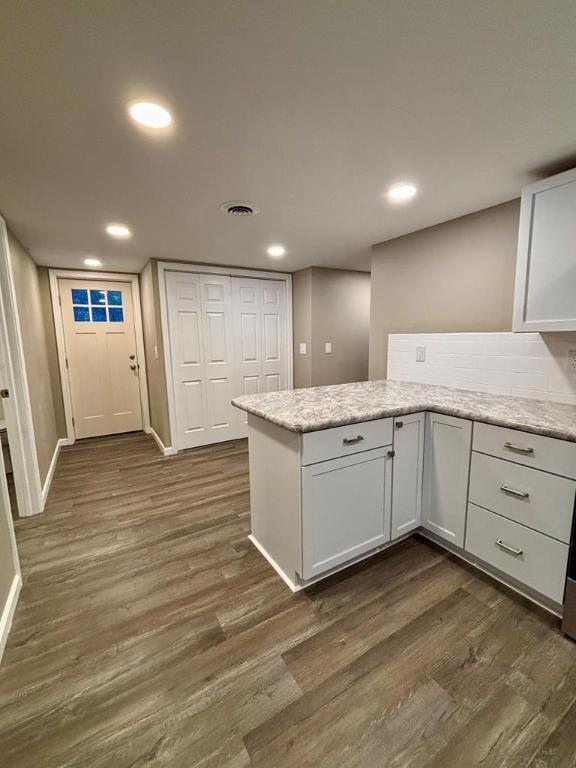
[302,418,393,465]
[473,422,576,479]
[469,452,575,543]
[465,503,568,604]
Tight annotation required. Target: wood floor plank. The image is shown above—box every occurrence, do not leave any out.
[1,432,575,767]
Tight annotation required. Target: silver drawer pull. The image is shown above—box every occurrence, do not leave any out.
[500,484,530,499]
[343,435,364,445]
[504,441,534,455]
[495,538,523,556]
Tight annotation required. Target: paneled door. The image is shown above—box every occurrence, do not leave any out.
[58,279,143,438]
[166,272,242,450]
[232,278,288,431]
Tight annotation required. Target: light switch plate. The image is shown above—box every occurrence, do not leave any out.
[299,343,307,355]
[415,345,426,362]
[325,342,332,354]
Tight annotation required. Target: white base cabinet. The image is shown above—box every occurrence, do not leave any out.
[302,448,391,579]
[422,413,472,548]
[391,413,425,539]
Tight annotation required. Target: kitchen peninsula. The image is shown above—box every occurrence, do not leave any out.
[233,380,576,625]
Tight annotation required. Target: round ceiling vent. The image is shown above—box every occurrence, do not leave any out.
[220,201,260,217]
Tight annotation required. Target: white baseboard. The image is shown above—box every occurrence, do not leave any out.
[148,427,177,457]
[0,573,21,663]
[41,437,66,508]
[248,535,301,592]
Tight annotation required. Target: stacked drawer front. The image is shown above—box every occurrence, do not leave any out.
[466,423,576,604]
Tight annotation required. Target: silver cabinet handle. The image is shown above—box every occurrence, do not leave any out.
[500,484,530,499]
[495,538,523,556]
[504,441,534,455]
[343,435,364,445]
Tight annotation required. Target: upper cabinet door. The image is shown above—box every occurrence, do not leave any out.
[513,167,576,332]
[422,413,472,548]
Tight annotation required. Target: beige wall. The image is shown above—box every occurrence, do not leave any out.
[8,231,62,484]
[293,267,371,389]
[369,200,520,379]
[140,261,171,447]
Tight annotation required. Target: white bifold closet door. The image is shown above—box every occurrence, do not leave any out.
[166,272,288,450]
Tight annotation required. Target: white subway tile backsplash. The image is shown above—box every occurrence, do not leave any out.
[387,332,576,405]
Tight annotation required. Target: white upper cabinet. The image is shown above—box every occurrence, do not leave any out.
[513,167,576,332]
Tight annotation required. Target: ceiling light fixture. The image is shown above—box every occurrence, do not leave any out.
[84,257,102,268]
[106,223,132,239]
[267,244,286,258]
[128,101,172,129]
[387,182,418,202]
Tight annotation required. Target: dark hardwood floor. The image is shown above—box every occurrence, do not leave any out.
[2,432,576,767]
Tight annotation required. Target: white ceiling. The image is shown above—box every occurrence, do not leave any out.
[1,0,575,274]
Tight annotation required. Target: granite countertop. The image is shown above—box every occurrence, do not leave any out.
[232,380,576,442]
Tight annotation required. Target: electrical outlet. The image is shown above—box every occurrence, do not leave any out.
[568,350,576,373]
[415,346,426,363]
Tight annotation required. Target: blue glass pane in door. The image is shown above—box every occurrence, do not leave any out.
[73,306,90,322]
[91,306,107,322]
[90,289,106,305]
[108,307,124,322]
[71,289,89,305]
[107,290,122,305]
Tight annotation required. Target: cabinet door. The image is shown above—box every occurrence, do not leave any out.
[513,167,576,332]
[391,413,425,539]
[422,413,471,548]
[301,448,392,579]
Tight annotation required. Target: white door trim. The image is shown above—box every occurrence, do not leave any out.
[157,261,293,453]
[49,269,151,443]
[0,216,43,517]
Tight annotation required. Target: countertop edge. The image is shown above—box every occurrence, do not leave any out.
[232,399,576,443]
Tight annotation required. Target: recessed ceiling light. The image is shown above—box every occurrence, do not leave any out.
[387,182,418,202]
[128,101,172,129]
[106,223,132,239]
[83,257,102,268]
[267,244,286,258]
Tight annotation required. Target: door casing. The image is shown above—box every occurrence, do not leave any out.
[49,270,150,444]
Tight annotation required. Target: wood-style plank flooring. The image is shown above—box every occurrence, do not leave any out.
[2,432,576,767]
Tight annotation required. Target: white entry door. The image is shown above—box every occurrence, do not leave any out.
[166,272,243,450]
[58,279,143,439]
[233,277,288,430]
[166,271,290,449]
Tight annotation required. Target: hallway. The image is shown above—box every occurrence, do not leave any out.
[1,434,576,767]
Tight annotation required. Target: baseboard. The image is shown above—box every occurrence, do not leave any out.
[0,573,21,663]
[41,437,66,508]
[248,535,301,592]
[148,427,177,457]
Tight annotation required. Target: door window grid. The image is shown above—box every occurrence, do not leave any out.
[71,288,124,323]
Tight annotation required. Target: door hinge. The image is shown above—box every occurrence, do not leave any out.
[72,416,75,426]
[0,389,9,399]
[395,420,404,429]
[387,450,395,458]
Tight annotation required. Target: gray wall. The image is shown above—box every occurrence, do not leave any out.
[293,267,371,389]
[139,261,171,447]
[369,200,520,379]
[8,230,63,483]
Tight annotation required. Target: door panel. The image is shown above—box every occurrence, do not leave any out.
[265,374,281,392]
[391,413,425,539]
[167,272,242,449]
[59,279,143,439]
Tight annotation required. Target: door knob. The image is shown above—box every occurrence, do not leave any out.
[130,364,137,371]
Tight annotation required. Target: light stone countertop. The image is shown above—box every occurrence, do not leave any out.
[232,380,576,442]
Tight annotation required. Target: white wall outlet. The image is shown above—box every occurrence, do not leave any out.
[299,342,307,355]
[415,345,426,362]
[325,342,332,354]
[568,350,576,373]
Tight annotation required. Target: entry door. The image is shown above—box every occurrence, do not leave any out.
[233,278,288,430]
[59,279,143,439]
[166,272,241,450]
